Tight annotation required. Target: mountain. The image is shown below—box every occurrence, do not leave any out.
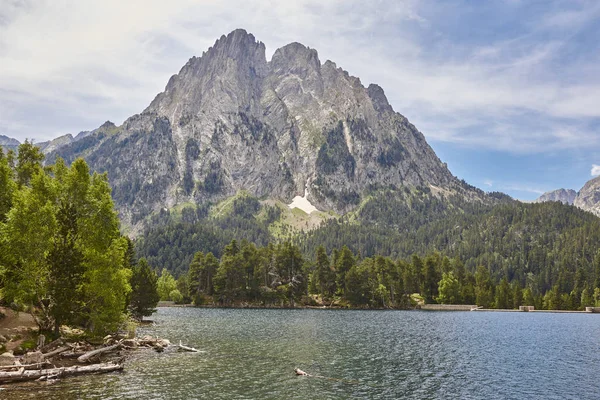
[36,121,117,154]
[0,135,20,152]
[534,189,577,205]
[574,176,600,217]
[48,29,486,232]
[534,178,600,218]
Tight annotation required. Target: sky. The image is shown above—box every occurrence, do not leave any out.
[1,0,599,200]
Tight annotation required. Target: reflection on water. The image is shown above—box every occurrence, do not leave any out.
[4,308,600,399]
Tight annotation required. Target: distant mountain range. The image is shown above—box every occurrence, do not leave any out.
[1,122,110,155]
[534,179,600,217]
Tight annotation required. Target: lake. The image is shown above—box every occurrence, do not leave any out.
[4,307,600,399]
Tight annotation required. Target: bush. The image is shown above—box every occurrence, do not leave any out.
[169,289,184,304]
[14,339,36,355]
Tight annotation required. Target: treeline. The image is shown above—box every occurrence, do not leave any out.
[0,143,159,336]
[136,189,600,309]
[164,239,600,310]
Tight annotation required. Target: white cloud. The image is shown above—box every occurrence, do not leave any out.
[483,179,493,187]
[500,184,546,195]
[591,165,600,176]
[0,0,599,155]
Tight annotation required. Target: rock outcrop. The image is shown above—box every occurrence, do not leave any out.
[574,177,600,217]
[0,135,20,152]
[534,189,577,205]
[48,29,486,232]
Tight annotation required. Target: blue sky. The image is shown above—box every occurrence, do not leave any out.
[1,0,599,200]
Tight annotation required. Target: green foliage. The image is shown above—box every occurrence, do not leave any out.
[169,289,184,304]
[315,121,356,178]
[133,173,600,311]
[0,144,131,335]
[157,268,177,301]
[129,258,160,320]
[437,272,460,304]
[16,140,45,187]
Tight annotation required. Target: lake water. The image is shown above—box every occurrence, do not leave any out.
[4,307,600,399]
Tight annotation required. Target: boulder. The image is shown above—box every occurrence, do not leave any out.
[121,339,137,348]
[0,352,15,366]
[23,351,44,364]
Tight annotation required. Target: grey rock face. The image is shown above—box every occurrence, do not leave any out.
[534,189,577,205]
[49,29,484,232]
[0,135,20,152]
[574,177,600,217]
[37,121,117,154]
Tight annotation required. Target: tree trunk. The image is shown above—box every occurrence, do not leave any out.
[77,342,122,363]
[42,346,71,359]
[0,362,123,384]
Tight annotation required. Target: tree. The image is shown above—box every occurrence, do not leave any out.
[512,281,523,309]
[47,202,85,335]
[157,268,177,301]
[495,278,511,309]
[0,152,131,335]
[0,153,15,222]
[336,246,355,296]
[214,240,245,304]
[129,258,159,320]
[315,246,335,298]
[15,140,44,187]
[421,254,440,303]
[522,288,536,307]
[274,241,306,305]
[169,289,184,304]
[345,262,371,306]
[188,251,205,303]
[437,272,460,304]
[475,266,493,308]
[581,288,593,309]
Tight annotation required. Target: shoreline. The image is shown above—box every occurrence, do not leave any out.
[156,303,600,314]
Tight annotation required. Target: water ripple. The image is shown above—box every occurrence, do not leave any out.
[4,309,600,399]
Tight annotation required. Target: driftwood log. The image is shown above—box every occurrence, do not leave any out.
[42,346,71,359]
[77,342,122,363]
[0,361,51,371]
[177,340,200,353]
[0,362,123,383]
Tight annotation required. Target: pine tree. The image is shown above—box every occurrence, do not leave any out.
[129,259,159,320]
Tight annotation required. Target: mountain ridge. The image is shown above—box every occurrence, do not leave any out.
[46,29,487,233]
[534,188,577,205]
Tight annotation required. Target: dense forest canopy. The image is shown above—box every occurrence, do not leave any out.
[137,189,600,310]
[163,238,600,311]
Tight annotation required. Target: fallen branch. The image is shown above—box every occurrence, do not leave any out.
[42,346,71,359]
[178,340,200,353]
[77,342,122,363]
[39,338,64,354]
[0,362,123,384]
[60,351,87,359]
[0,361,51,371]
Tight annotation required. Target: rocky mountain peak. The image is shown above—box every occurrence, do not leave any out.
[210,29,266,61]
[146,28,267,125]
[270,42,320,76]
[0,135,20,147]
[98,120,116,131]
[534,188,577,205]
[49,29,486,233]
[367,84,393,114]
[574,176,600,217]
